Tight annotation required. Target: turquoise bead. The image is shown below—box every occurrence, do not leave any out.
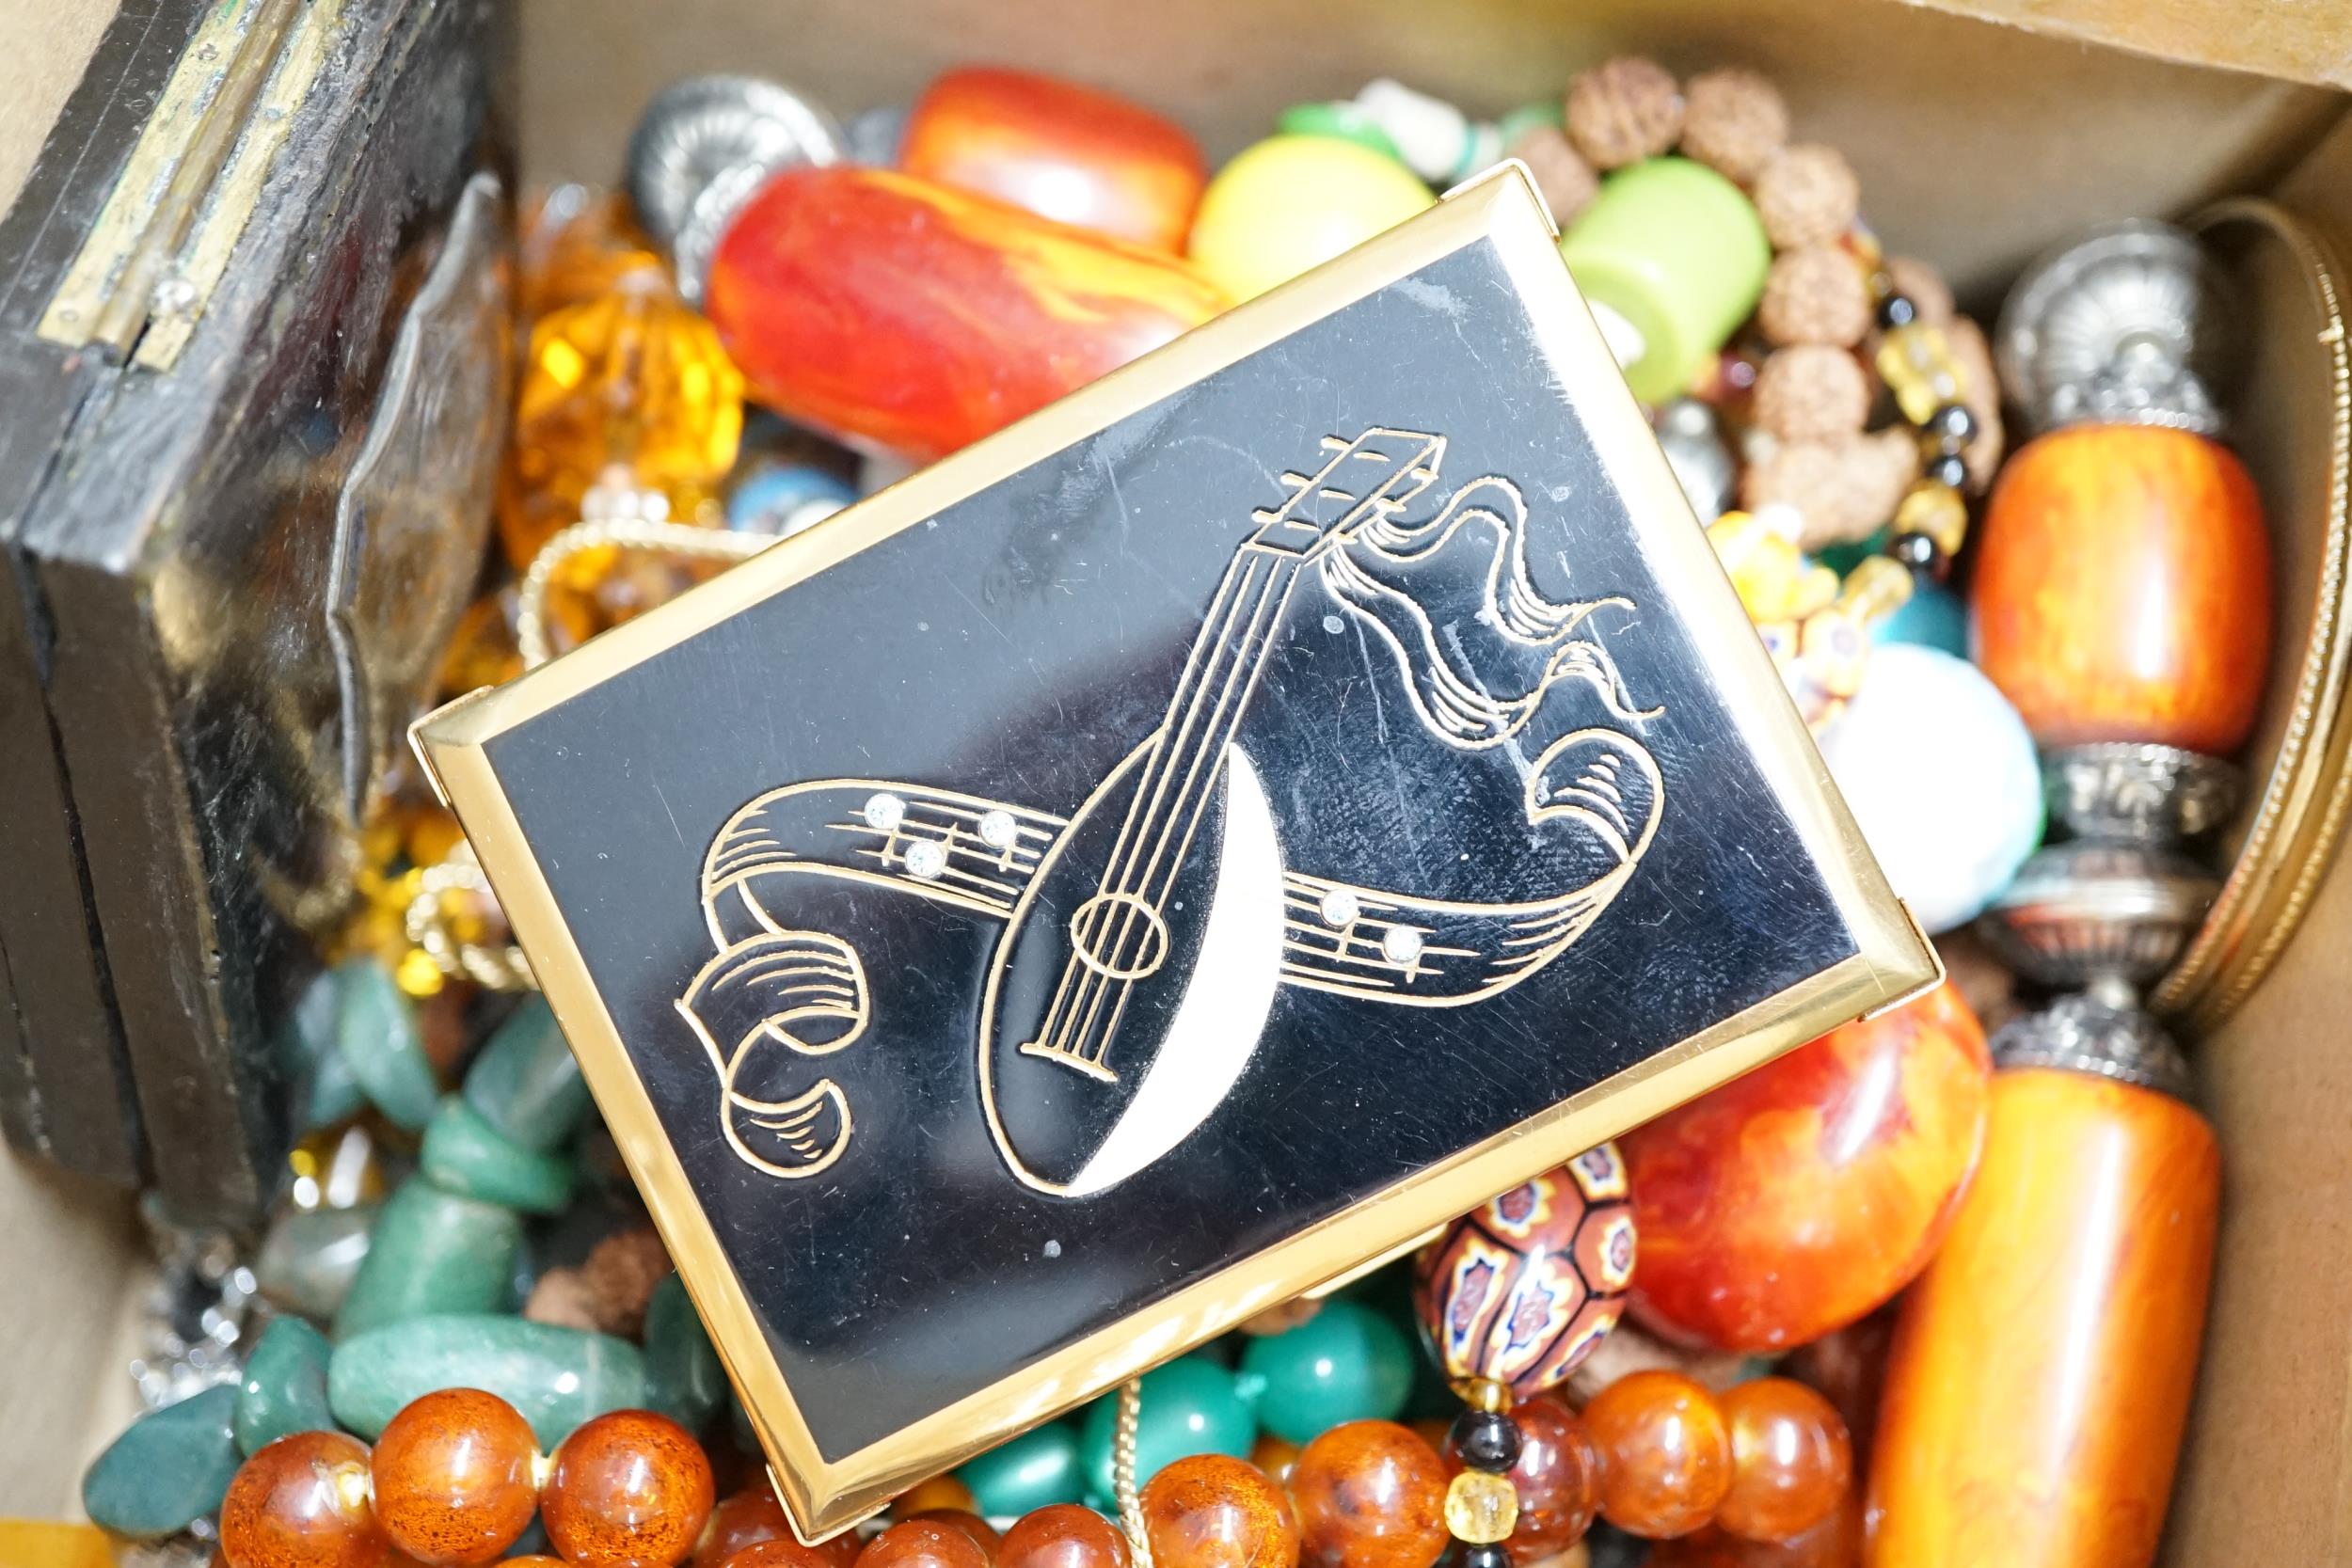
[235,1318,335,1456]
[1233,1298,1415,1444]
[644,1273,726,1433]
[463,997,592,1153]
[1079,1357,1255,1500]
[421,1094,576,1214]
[334,1176,522,1339]
[255,1203,377,1321]
[334,959,440,1131]
[329,1313,645,1449]
[82,1385,242,1539]
[958,1421,1086,1516]
[1874,577,1968,657]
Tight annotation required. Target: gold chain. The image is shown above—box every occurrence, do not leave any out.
[1114,1376,1154,1568]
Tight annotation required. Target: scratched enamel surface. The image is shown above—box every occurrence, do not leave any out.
[485,234,1858,1459]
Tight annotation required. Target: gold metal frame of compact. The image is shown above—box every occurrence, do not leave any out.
[2153,200,2352,1035]
[414,163,1938,1540]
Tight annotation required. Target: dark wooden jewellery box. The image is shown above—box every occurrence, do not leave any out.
[7,0,2352,1560]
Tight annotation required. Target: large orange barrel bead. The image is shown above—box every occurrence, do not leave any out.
[1866,1066,2219,1568]
[704,166,1228,460]
[1969,423,2270,754]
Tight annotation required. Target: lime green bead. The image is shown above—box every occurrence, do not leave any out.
[1188,135,1434,302]
[1559,156,1770,404]
[1079,1356,1255,1501]
[1233,1298,1416,1443]
[957,1420,1087,1516]
[421,1094,577,1213]
[1275,102,1405,164]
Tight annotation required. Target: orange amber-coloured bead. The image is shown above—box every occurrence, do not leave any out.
[1649,1492,1863,1567]
[718,1544,866,1568]
[856,1521,991,1568]
[1714,1380,1851,1544]
[219,1431,390,1568]
[1970,424,2270,753]
[1867,1068,2219,1568]
[1248,1433,1302,1485]
[891,1478,978,1520]
[996,1505,1134,1568]
[1289,1420,1447,1568]
[517,186,667,321]
[907,1511,999,1560]
[369,1388,540,1565]
[699,1481,857,1568]
[497,270,743,568]
[541,1410,715,1568]
[1138,1453,1300,1568]
[1583,1371,1734,1540]
[900,67,1208,252]
[1446,1395,1601,1558]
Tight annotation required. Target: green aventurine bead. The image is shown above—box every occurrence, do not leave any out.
[1275,101,1404,164]
[329,1313,645,1449]
[284,967,366,1129]
[236,1318,336,1456]
[1234,1299,1415,1443]
[464,997,592,1153]
[334,1176,522,1339]
[1080,1357,1255,1501]
[82,1385,242,1539]
[644,1273,725,1432]
[334,959,440,1131]
[958,1420,1086,1516]
[255,1203,377,1321]
[421,1095,576,1214]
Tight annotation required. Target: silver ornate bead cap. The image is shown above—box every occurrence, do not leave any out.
[625,75,844,304]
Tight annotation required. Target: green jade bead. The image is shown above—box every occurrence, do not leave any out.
[957,1420,1087,1516]
[282,966,366,1129]
[421,1094,576,1214]
[644,1272,726,1433]
[334,1175,522,1338]
[329,1312,645,1449]
[235,1317,335,1456]
[463,996,592,1153]
[334,958,440,1131]
[255,1203,377,1321]
[82,1384,242,1539]
[1274,101,1404,163]
[1560,156,1771,404]
[1233,1297,1416,1444]
[1079,1356,1255,1501]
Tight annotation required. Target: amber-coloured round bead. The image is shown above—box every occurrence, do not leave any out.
[908,1511,1000,1560]
[996,1505,1133,1568]
[856,1520,991,1568]
[1139,1453,1300,1568]
[1468,1395,1601,1558]
[219,1431,389,1568]
[1289,1420,1447,1568]
[368,1388,540,1566]
[501,1559,571,1567]
[1713,1380,1851,1544]
[1583,1371,1734,1540]
[718,1543,866,1568]
[893,1478,978,1519]
[1971,423,2271,753]
[1248,1433,1302,1485]
[541,1410,715,1568]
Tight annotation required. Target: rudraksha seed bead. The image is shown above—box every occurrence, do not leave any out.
[1448,1409,1524,1474]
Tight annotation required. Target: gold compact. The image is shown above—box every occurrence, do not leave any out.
[415,164,1934,1538]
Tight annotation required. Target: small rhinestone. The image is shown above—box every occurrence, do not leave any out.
[864,793,907,832]
[1381,927,1425,965]
[904,839,946,880]
[977,809,1019,849]
[1319,888,1361,927]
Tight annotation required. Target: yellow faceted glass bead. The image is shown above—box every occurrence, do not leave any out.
[1443,1468,1520,1544]
[1837,555,1917,628]
[1894,477,1970,556]
[1874,322,1965,425]
[496,272,744,568]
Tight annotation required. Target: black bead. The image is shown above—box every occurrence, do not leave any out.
[1441,1543,1511,1568]
[1876,292,1919,330]
[1922,452,1969,491]
[1450,1407,1524,1472]
[1922,401,1977,451]
[1891,531,1945,575]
